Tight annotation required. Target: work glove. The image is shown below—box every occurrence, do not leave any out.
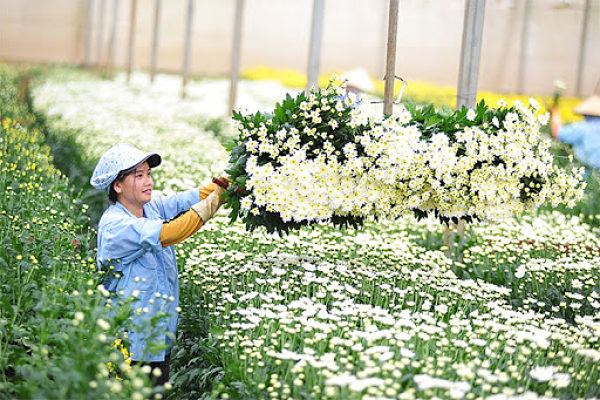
[192,176,231,222]
[191,189,223,223]
[212,176,230,206]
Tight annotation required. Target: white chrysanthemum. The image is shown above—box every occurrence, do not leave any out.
[238,87,584,224]
[529,366,556,382]
[466,109,476,121]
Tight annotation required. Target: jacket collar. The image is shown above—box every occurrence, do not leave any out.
[114,201,147,218]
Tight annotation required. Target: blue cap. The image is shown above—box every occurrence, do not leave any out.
[90,143,161,191]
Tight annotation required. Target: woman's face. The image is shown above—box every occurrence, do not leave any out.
[114,161,154,209]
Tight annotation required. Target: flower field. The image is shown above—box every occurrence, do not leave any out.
[2,65,599,399]
[177,213,600,399]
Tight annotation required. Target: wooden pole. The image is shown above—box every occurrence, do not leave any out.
[105,0,119,74]
[126,0,138,83]
[95,0,106,71]
[306,0,325,93]
[448,0,486,258]
[576,0,591,97]
[182,0,195,98]
[150,0,162,83]
[83,0,94,68]
[456,0,486,109]
[378,0,388,79]
[516,0,531,94]
[383,0,399,116]
[228,0,245,115]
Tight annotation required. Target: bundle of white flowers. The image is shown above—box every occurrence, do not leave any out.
[223,78,585,233]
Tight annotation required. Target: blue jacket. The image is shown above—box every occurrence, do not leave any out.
[97,189,200,362]
[558,117,600,169]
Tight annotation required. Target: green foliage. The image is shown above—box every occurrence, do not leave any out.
[30,109,107,228]
[168,298,224,399]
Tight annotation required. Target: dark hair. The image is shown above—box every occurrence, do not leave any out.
[108,167,136,204]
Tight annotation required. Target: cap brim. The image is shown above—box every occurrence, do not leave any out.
[122,153,162,174]
[145,153,161,168]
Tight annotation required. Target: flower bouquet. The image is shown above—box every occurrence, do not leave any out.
[223,78,585,233]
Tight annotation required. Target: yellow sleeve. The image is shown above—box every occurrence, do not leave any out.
[200,182,218,200]
[159,209,204,247]
[159,183,220,247]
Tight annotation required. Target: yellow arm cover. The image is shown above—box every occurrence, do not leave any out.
[158,183,217,247]
[159,210,203,247]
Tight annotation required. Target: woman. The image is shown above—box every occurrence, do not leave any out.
[90,143,228,386]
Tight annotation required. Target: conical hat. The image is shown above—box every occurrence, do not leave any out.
[573,95,600,117]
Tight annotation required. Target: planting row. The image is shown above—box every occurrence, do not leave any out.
[0,65,156,400]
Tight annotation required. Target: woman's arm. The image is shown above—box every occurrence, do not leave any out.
[158,187,226,247]
[150,180,228,220]
[159,209,204,247]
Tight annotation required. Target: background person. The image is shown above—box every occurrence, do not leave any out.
[90,143,229,388]
[551,95,600,169]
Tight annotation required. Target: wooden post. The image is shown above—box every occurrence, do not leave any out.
[182,0,195,98]
[306,0,325,93]
[383,0,399,116]
[447,0,486,258]
[456,0,486,109]
[83,0,94,68]
[378,0,388,79]
[516,0,531,94]
[105,0,119,74]
[150,0,162,83]
[95,0,106,71]
[126,0,138,83]
[228,0,245,115]
[576,0,591,97]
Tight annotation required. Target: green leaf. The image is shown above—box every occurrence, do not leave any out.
[231,109,242,121]
[223,140,237,152]
[404,99,417,114]
[424,115,442,127]
[230,144,245,159]
[440,104,453,118]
